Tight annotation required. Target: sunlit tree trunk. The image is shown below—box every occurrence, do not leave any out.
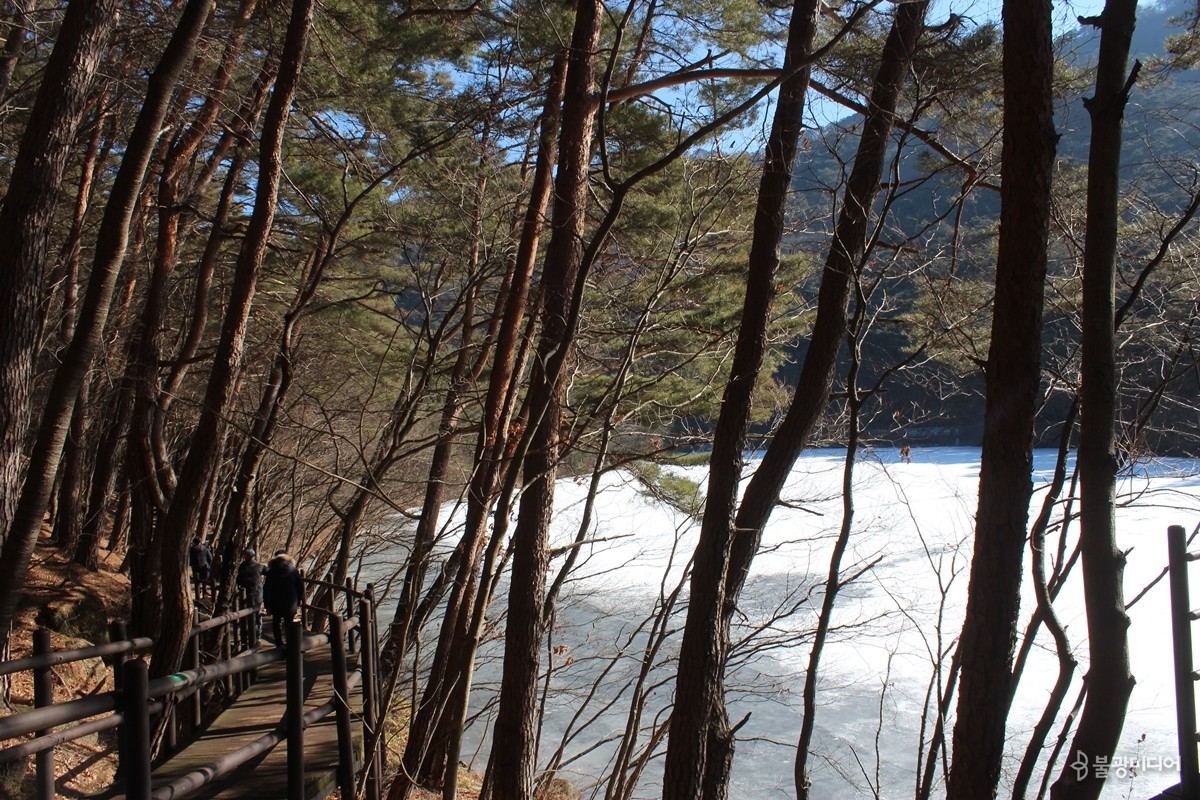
[52,106,110,553]
[666,2,928,797]
[392,44,568,800]
[380,154,488,671]
[484,1,603,795]
[150,0,312,677]
[127,0,259,624]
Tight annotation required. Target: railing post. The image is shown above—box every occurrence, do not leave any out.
[33,628,54,800]
[286,617,305,800]
[233,591,243,654]
[120,658,152,800]
[366,583,383,800]
[344,578,357,654]
[330,612,356,798]
[359,592,381,800]
[231,594,241,689]
[297,569,308,628]
[222,609,234,698]
[1169,524,1200,798]
[108,620,128,694]
[190,611,202,732]
[165,697,177,755]
[109,620,128,782]
[367,584,382,713]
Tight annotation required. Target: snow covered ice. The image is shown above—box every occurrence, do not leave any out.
[390,446,1200,799]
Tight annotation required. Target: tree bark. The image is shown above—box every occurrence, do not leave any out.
[660,0,820,791]
[665,3,929,797]
[380,160,487,673]
[53,105,111,554]
[150,0,312,677]
[1049,2,1138,797]
[0,0,209,646]
[947,0,1057,795]
[484,1,603,796]
[0,0,34,104]
[794,285,870,799]
[393,43,568,800]
[126,0,260,620]
[0,0,117,554]
[75,378,134,570]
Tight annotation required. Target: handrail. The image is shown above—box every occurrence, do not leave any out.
[0,636,154,678]
[1168,524,1200,798]
[190,606,255,635]
[0,690,120,742]
[0,697,167,765]
[148,645,288,702]
[0,575,381,800]
[0,711,124,763]
[149,669,363,800]
[0,628,349,749]
[0,608,251,678]
[302,575,370,600]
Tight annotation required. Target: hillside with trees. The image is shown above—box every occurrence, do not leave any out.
[0,0,1198,798]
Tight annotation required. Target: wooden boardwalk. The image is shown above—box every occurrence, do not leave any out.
[97,640,360,800]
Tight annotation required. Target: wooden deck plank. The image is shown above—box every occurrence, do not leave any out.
[96,636,360,800]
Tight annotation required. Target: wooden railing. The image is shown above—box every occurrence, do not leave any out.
[1168,524,1200,800]
[0,577,383,800]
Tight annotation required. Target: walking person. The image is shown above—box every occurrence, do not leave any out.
[189,537,213,598]
[236,547,266,643]
[263,550,304,649]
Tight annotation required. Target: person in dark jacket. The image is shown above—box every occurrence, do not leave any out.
[189,537,213,597]
[236,547,266,642]
[263,550,304,649]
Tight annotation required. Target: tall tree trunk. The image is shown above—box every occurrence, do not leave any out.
[393,44,568,800]
[1011,404,1079,800]
[75,378,134,570]
[665,3,929,797]
[73,192,152,571]
[217,140,400,608]
[73,185,154,575]
[165,63,276,601]
[794,276,873,798]
[0,0,209,646]
[150,0,312,677]
[326,319,451,592]
[50,386,88,551]
[659,0,819,792]
[947,0,1057,795]
[127,0,260,621]
[484,0,603,794]
[53,104,111,553]
[1049,2,1138,797]
[0,0,117,555]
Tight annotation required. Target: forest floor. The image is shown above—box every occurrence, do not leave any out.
[1,530,128,798]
